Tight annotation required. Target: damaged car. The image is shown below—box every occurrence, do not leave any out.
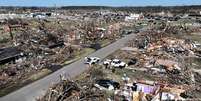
[94,79,120,90]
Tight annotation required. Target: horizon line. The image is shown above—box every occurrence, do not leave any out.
[0,4,201,8]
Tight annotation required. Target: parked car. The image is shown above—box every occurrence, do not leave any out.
[94,79,120,90]
[111,59,127,68]
[84,57,100,65]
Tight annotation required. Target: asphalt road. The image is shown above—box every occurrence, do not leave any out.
[0,33,136,101]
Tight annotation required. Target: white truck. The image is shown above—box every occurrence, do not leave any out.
[103,59,127,69]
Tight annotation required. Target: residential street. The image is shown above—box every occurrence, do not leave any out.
[0,33,136,101]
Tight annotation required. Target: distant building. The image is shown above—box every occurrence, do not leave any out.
[29,12,53,19]
[158,11,165,16]
[125,13,143,21]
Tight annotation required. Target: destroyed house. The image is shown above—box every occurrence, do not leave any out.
[48,41,65,49]
[0,47,24,64]
[134,80,160,95]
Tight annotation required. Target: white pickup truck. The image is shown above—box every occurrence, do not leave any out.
[104,59,127,69]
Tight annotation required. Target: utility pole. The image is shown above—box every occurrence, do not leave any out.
[54,4,57,17]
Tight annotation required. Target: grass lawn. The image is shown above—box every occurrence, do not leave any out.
[100,39,112,48]
[63,48,95,65]
[28,69,52,81]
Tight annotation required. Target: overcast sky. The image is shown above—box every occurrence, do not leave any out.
[0,0,201,7]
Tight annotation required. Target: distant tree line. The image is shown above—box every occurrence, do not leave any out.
[0,5,201,14]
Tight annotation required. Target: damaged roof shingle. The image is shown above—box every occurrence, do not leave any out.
[0,47,23,64]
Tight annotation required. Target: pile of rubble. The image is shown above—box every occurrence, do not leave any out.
[39,66,192,101]
[0,23,81,91]
[99,28,201,100]
[38,68,107,101]
[120,29,201,99]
